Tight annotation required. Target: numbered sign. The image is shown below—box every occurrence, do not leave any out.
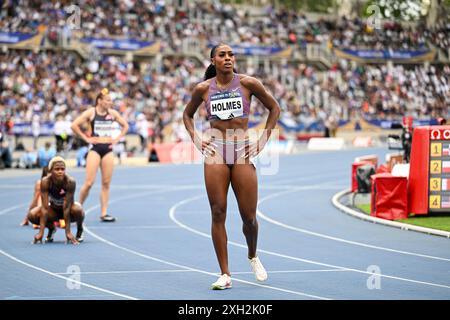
[430,178,441,191]
[409,126,450,215]
[430,160,441,174]
[429,195,441,209]
[429,136,450,212]
[430,143,442,157]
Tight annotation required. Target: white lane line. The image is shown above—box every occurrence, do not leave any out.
[271,171,347,185]
[54,269,347,276]
[5,294,114,300]
[0,190,30,197]
[55,269,191,275]
[0,189,192,301]
[84,226,329,300]
[233,269,349,275]
[107,184,343,191]
[0,249,138,300]
[0,183,340,191]
[82,190,330,300]
[256,188,450,262]
[0,204,27,216]
[0,184,36,189]
[170,195,450,291]
[87,225,180,230]
[0,189,192,302]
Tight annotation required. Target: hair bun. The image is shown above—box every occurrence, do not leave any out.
[101,88,109,95]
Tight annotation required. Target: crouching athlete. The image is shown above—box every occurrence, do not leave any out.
[28,156,85,245]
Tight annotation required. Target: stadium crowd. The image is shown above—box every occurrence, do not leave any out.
[0,0,449,169]
[0,0,448,55]
[1,49,449,137]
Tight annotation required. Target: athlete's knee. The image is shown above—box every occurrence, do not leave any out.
[84,180,95,190]
[27,210,35,220]
[28,209,40,224]
[211,205,227,224]
[101,179,111,190]
[242,216,258,228]
[71,203,85,221]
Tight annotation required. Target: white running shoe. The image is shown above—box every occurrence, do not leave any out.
[211,274,232,290]
[249,256,268,281]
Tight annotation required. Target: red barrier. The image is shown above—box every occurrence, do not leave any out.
[151,142,202,164]
[352,136,373,148]
[371,173,408,220]
[354,154,378,169]
[152,143,176,163]
[376,164,389,174]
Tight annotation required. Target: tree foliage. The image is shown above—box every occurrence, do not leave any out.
[362,0,430,22]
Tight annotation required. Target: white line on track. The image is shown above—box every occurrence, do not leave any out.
[54,268,347,276]
[2,179,449,299]
[55,269,191,275]
[0,190,30,197]
[87,225,180,230]
[107,184,345,191]
[270,171,348,185]
[0,184,37,189]
[233,269,349,275]
[170,195,450,291]
[5,294,115,300]
[0,204,27,216]
[84,227,329,300]
[0,249,138,300]
[0,197,140,300]
[82,188,330,300]
[256,189,450,262]
[0,183,343,191]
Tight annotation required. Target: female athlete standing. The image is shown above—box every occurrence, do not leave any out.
[183,44,281,289]
[71,88,129,222]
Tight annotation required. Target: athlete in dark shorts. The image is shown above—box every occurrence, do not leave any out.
[28,157,85,245]
[71,88,129,222]
[183,43,281,290]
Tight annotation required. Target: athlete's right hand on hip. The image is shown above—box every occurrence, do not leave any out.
[194,136,216,157]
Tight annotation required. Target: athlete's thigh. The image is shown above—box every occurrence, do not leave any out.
[85,150,101,182]
[100,151,114,184]
[230,163,258,218]
[204,163,231,210]
[27,206,42,224]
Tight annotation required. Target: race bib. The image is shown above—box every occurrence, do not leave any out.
[94,120,113,137]
[210,91,243,120]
